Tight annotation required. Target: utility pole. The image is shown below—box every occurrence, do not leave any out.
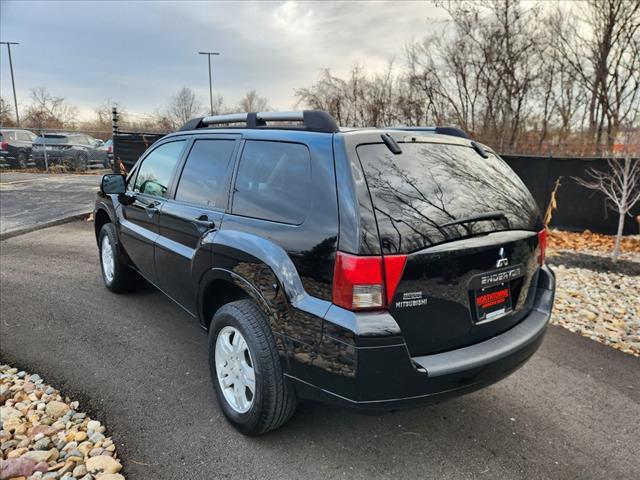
[198,51,220,115]
[0,41,20,125]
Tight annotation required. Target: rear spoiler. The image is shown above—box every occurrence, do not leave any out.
[387,126,470,140]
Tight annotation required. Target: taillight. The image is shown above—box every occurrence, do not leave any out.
[0,141,8,150]
[107,146,112,153]
[332,252,407,311]
[537,229,547,265]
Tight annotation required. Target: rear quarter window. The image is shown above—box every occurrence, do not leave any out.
[231,140,311,224]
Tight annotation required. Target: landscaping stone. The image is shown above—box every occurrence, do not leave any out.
[548,249,639,357]
[0,365,125,478]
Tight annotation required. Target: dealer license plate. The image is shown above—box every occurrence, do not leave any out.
[473,282,513,323]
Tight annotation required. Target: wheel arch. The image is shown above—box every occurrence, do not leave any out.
[94,207,112,243]
[198,268,271,331]
[200,228,328,347]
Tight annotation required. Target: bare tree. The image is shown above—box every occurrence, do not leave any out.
[210,94,226,115]
[556,0,640,153]
[238,90,269,112]
[167,87,203,128]
[23,87,78,130]
[0,97,15,126]
[573,153,640,261]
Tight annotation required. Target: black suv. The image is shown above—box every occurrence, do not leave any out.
[95,111,555,435]
[0,128,37,168]
[32,133,107,171]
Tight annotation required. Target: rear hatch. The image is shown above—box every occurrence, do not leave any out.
[33,134,71,152]
[357,137,543,356]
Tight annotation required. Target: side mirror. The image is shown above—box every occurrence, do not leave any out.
[101,174,126,195]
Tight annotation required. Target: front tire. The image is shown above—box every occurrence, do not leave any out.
[98,223,136,293]
[209,300,297,435]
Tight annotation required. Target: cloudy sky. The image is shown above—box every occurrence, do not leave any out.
[0,0,448,120]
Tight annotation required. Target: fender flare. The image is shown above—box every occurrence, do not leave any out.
[198,229,331,343]
[197,267,275,328]
[212,229,307,304]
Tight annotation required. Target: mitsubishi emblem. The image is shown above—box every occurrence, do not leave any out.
[496,247,509,268]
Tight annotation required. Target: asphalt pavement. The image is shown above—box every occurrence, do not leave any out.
[0,221,638,479]
[0,172,102,238]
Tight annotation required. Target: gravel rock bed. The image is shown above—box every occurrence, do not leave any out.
[548,252,639,357]
[0,365,124,480]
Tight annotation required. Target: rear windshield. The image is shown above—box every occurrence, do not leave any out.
[34,135,69,144]
[357,142,540,253]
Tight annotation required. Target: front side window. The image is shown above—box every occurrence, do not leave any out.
[232,140,311,224]
[133,140,185,198]
[175,139,236,207]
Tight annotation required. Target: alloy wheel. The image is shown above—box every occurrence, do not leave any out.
[101,235,115,283]
[215,326,256,413]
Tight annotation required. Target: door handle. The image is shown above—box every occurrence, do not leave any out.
[145,201,160,211]
[144,201,160,218]
[194,214,216,229]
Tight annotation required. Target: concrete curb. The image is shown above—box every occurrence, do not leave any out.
[0,211,92,241]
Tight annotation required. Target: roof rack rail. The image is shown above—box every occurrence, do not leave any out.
[179,110,340,133]
[387,126,470,140]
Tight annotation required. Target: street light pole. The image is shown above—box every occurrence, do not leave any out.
[198,51,220,115]
[1,41,20,125]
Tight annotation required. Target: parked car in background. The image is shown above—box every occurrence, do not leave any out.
[32,133,108,171]
[98,139,113,168]
[0,128,38,168]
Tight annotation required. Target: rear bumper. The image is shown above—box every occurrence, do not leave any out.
[0,151,15,161]
[290,265,555,411]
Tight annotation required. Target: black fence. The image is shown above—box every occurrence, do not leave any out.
[502,155,639,235]
[112,132,165,173]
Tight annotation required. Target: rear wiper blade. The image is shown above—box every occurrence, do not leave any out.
[440,211,508,228]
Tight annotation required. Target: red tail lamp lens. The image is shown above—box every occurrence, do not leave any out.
[538,229,547,265]
[333,252,407,311]
[383,255,407,305]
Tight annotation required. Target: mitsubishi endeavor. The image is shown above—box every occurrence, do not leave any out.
[94,110,555,435]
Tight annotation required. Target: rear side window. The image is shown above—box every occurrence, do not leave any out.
[134,140,185,198]
[232,140,311,224]
[36,135,68,144]
[175,139,236,207]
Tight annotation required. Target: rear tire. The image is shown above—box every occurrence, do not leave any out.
[209,299,297,435]
[98,223,136,293]
[17,152,28,169]
[75,153,88,172]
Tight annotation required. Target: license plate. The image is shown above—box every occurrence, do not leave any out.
[473,282,512,323]
[45,146,54,150]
